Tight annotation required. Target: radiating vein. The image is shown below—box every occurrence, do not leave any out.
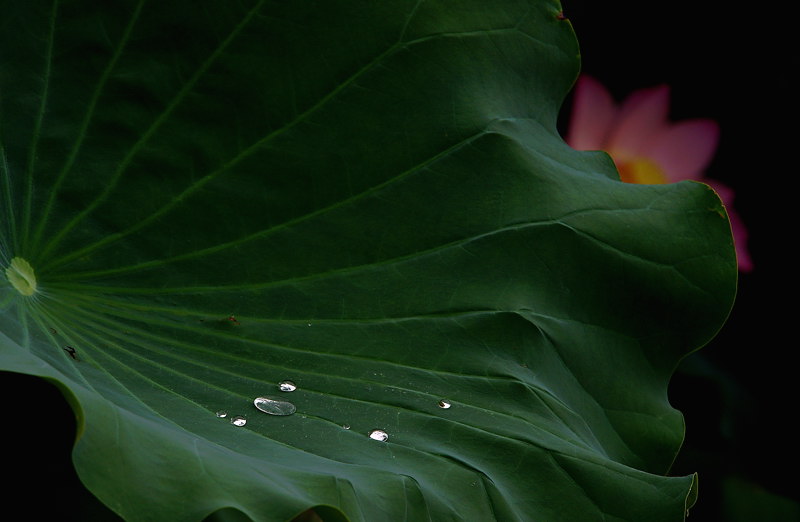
[48,215,568,295]
[33,293,524,326]
[62,301,600,459]
[45,129,488,279]
[31,0,146,253]
[66,319,243,424]
[22,0,58,252]
[398,0,425,42]
[39,300,247,402]
[48,291,594,445]
[47,290,544,386]
[38,0,267,263]
[30,299,105,371]
[0,143,17,257]
[558,221,716,295]
[41,7,400,271]
[27,302,95,387]
[43,25,537,274]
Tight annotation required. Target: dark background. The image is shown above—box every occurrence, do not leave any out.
[4,1,797,520]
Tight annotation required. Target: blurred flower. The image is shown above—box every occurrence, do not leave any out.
[565,75,753,272]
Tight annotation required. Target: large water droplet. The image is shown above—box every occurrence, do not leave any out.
[368,429,389,442]
[438,399,452,409]
[215,410,228,418]
[230,415,247,426]
[278,380,297,392]
[253,396,296,416]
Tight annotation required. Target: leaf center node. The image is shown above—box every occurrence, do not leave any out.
[5,257,38,296]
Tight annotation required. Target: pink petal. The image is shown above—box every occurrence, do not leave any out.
[707,180,733,205]
[566,75,618,151]
[644,119,719,182]
[605,84,671,159]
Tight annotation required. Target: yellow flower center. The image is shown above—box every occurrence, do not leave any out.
[616,157,668,184]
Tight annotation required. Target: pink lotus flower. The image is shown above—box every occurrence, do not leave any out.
[565,75,753,272]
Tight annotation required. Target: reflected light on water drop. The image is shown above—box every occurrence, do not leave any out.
[254,396,297,416]
[215,410,228,418]
[438,400,452,409]
[230,416,247,426]
[278,380,297,392]
[368,429,389,442]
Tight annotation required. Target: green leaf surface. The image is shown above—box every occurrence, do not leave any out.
[0,1,736,520]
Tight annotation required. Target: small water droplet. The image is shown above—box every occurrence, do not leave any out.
[278,380,297,392]
[342,424,350,430]
[230,415,247,426]
[368,429,389,442]
[253,396,296,416]
[438,399,452,409]
[215,410,228,418]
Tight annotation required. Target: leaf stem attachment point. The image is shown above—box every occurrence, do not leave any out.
[5,257,38,296]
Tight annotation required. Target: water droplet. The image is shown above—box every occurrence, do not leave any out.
[230,415,247,426]
[368,429,389,442]
[278,380,297,392]
[253,396,296,416]
[342,424,350,430]
[438,399,452,409]
[215,410,228,418]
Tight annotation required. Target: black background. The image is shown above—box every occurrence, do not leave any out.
[4,1,797,520]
